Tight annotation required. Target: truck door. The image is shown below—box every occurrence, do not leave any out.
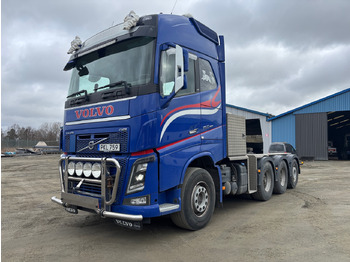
[158,49,200,147]
[158,48,201,191]
[199,58,223,149]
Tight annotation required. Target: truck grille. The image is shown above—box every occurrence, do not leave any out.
[71,181,101,196]
[64,129,129,153]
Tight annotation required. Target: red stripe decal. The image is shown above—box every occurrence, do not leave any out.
[160,103,201,126]
[157,126,222,151]
[131,149,154,156]
[160,86,222,127]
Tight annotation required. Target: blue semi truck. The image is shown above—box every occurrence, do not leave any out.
[51,12,301,230]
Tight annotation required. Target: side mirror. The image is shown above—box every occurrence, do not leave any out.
[160,44,186,108]
[174,45,184,93]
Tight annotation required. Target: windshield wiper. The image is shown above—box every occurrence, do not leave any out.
[94,81,131,99]
[94,81,131,93]
[67,89,88,98]
[67,90,88,106]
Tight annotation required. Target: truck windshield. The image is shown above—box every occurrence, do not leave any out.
[67,37,155,97]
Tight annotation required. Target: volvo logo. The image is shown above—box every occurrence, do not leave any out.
[88,141,95,150]
[77,137,108,152]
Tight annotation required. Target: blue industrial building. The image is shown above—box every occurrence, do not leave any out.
[268,88,350,160]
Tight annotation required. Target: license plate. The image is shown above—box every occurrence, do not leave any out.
[114,219,143,230]
[98,143,120,152]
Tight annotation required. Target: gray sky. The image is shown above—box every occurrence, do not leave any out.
[2,0,350,129]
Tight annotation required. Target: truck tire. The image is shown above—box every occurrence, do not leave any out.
[171,167,215,230]
[287,159,299,189]
[252,162,274,201]
[273,160,288,194]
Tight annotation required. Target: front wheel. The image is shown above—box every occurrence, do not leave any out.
[171,168,215,230]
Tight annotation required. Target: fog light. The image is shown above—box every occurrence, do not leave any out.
[68,162,75,176]
[123,195,150,206]
[83,162,92,177]
[75,162,83,176]
[92,163,101,178]
[131,197,147,205]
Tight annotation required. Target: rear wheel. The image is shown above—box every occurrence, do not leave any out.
[273,160,288,194]
[252,162,274,201]
[171,168,215,230]
[288,159,299,189]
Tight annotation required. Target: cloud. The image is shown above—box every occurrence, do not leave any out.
[191,0,350,115]
[2,0,350,129]
[226,43,350,115]
[192,0,350,49]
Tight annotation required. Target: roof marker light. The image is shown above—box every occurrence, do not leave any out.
[123,11,139,30]
[67,36,82,54]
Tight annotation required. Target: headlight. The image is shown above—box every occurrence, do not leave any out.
[136,163,148,173]
[75,162,83,177]
[83,162,92,177]
[68,162,75,176]
[92,163,101,178]
[127,162,148,194]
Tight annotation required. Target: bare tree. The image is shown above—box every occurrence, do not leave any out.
[2,122,62,147]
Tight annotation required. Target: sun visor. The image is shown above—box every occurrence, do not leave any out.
[63,59,76,71]
[189,17,219,45]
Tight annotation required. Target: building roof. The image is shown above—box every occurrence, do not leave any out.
[268,87,350,121]
[226,104,272,117]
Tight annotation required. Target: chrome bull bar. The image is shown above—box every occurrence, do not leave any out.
[51,156,143,222]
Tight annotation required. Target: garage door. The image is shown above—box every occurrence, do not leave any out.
[295,113,328,160]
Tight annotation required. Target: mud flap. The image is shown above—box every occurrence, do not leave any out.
[114,218,143,230]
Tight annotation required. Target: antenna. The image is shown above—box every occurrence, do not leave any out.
[171,0,178,14]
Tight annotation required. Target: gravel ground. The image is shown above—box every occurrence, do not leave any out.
[1,155,350,261]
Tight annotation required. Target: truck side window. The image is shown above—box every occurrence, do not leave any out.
[199,59,217,91]
[160,48,176,97]
[176,56,196,97]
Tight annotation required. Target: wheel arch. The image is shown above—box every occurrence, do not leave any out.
[180,152,222,204]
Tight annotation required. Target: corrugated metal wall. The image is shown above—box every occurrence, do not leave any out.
[271,114,296,147]
[295,113,328,160]
[271,89,350,159]
[296,91,350,114]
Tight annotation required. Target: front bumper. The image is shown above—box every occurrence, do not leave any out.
[52,155,181,228]
[51,195,143,221]
[53,156,143,222]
